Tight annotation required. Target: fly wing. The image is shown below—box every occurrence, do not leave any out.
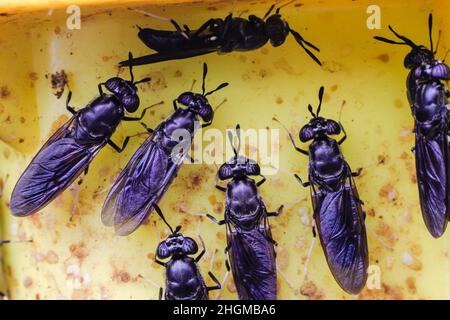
[227,213,277,300]
[415,123,449,238]
[312,166,369,294]
[119,47,218,66]
[10,117,103,216]
[101,133,184,236]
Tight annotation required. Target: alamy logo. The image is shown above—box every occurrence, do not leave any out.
[170,124,280,175]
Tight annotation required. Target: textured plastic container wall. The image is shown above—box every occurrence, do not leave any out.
[0,0,449,299]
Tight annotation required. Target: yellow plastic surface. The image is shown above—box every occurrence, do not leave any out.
[0,0,449,299]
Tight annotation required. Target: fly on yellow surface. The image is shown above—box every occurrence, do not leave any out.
[0,0,449,299]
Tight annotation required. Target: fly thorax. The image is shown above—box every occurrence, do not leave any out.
[413,81,447,123]
[226,178,262,226]
[166,258,203,299]
[310,139,345,178]
[78,95,123,140]
[161,110,198,150]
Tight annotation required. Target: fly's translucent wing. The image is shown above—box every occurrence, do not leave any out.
[119,47,218,66]
[226,212,277,300]
[415,121,449,238]
[311,164,369,294]
[102,132,188,236]
[10,117,104,216]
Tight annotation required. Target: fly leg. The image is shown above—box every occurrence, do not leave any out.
[256,174,266,187]
[338,122,347,145]
[366,224,394,250]
[273,117,309,155]
[122,101,164,121]
[131,9,189,39]
[206,213,226,225]
[65,91,76,115]
[195,233,207,263]
[214,174,227,192]
[202,121,212,128]
[192,19,217,37]
[294,174,310,187]
[140,122,154,134]
[213,244,231,299]
[303,220,317,281]
[154,258,166,267]
[207,271,222,292]
[97,83,105,95]
[206,250,222,292]
[352,168,363,177]
[107,137,130,153]
[138,274,164,300]
[267,205,284,217]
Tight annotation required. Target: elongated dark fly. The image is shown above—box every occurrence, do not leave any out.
[374,14,450,238]
[207,125,283,300]
[153,219,221,300]
[120,1,321,67]
[10,53,153,217]
[277,87,368,294]
[101,63,228,236]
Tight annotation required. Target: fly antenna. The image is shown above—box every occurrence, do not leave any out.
[316,86,324,116]
[276,0,295,14]
[263,3,276,19]
[202,63,208,95]
[307,104,316,118]
[154,206,174,234]
[128,52,134,83]
[134,77,151,85]
[174,225,182,234]
[373,35,408,46]
[204,82,229,96]
[428,13,434,54]
[228,126,238,158]
[288,27,321,66]
[388,25,417,48]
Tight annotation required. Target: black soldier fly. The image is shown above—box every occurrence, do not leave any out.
[206,125,283,300]
[101,63,228,236]
[276,87,369,294]
[153,219,222,300]
[10,53,154,217]
[374,14,450,238]
[120,0,321,67]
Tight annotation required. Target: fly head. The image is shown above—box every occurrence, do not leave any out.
[218,124,261,180]
[374,14,439,70]
[157,230,198,259]
[106,52,151,113]
[300,86,341,142]
[176,63,228,122]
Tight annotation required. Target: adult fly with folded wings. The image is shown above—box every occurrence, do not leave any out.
[101,63,228,236]
[154,221,222,300]
[277,87,368,294]
[206,125,283,300]
[10,53,153,217]
[120,1,321,67]
[374,14,450,238]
